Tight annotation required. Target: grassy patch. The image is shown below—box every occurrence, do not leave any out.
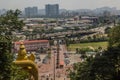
[68,42,108,51]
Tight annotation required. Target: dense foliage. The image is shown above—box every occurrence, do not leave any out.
[0,9,24,35]
[69,25,120,80]
[0,10,29,80]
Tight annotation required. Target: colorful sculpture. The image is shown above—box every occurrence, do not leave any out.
[13,42,38,80]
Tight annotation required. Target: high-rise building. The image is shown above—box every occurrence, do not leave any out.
[45,4,59,17]
[25,7,38,17]
[25,7,31,17]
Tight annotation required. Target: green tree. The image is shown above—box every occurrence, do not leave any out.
[0,47,13,79]
[91,55,115,80]
[108,25,120,47]
[105,27,111,34]
[69,58,94,80]
[90,25,120,80]
[0,36,29,80]
[0,9,24,35]
[107,26,120,79]
[0,9,29,80]
[69,25,120,80]
[65,36,70,48]
[75,48,79,54]
[11,65,29,80]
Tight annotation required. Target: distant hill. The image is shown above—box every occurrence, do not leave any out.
[69,7,120,16]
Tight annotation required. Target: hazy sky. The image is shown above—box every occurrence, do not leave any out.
[0,0,120,10]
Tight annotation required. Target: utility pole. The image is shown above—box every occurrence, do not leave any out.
[56,39,60,68]
[53,52,56,80]
[53,39,57,80]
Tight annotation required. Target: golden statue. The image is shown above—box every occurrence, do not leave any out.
[14,42,38,80]
[16,42,28,60]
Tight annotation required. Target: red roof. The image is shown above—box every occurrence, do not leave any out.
[15,40,49,44]
[60,61,64,65]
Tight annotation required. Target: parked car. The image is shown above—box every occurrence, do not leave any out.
[42,58,48,64]
[64,59,70,65]
[64,53,69,58]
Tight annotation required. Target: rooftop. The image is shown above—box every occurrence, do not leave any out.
[15,40,49,44]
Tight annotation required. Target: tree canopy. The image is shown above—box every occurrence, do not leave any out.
[0,9,24,35]
[108,25,120,47]
[69,25,120,80]
[0,10,29,80]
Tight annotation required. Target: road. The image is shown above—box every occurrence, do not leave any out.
[45,30,97,38]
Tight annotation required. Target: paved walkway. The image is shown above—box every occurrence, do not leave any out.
[38,44,71,80]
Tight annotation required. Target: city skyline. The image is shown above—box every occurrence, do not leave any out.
[0,0,120,10]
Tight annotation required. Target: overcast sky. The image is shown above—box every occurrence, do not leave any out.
[0,0,120,10]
